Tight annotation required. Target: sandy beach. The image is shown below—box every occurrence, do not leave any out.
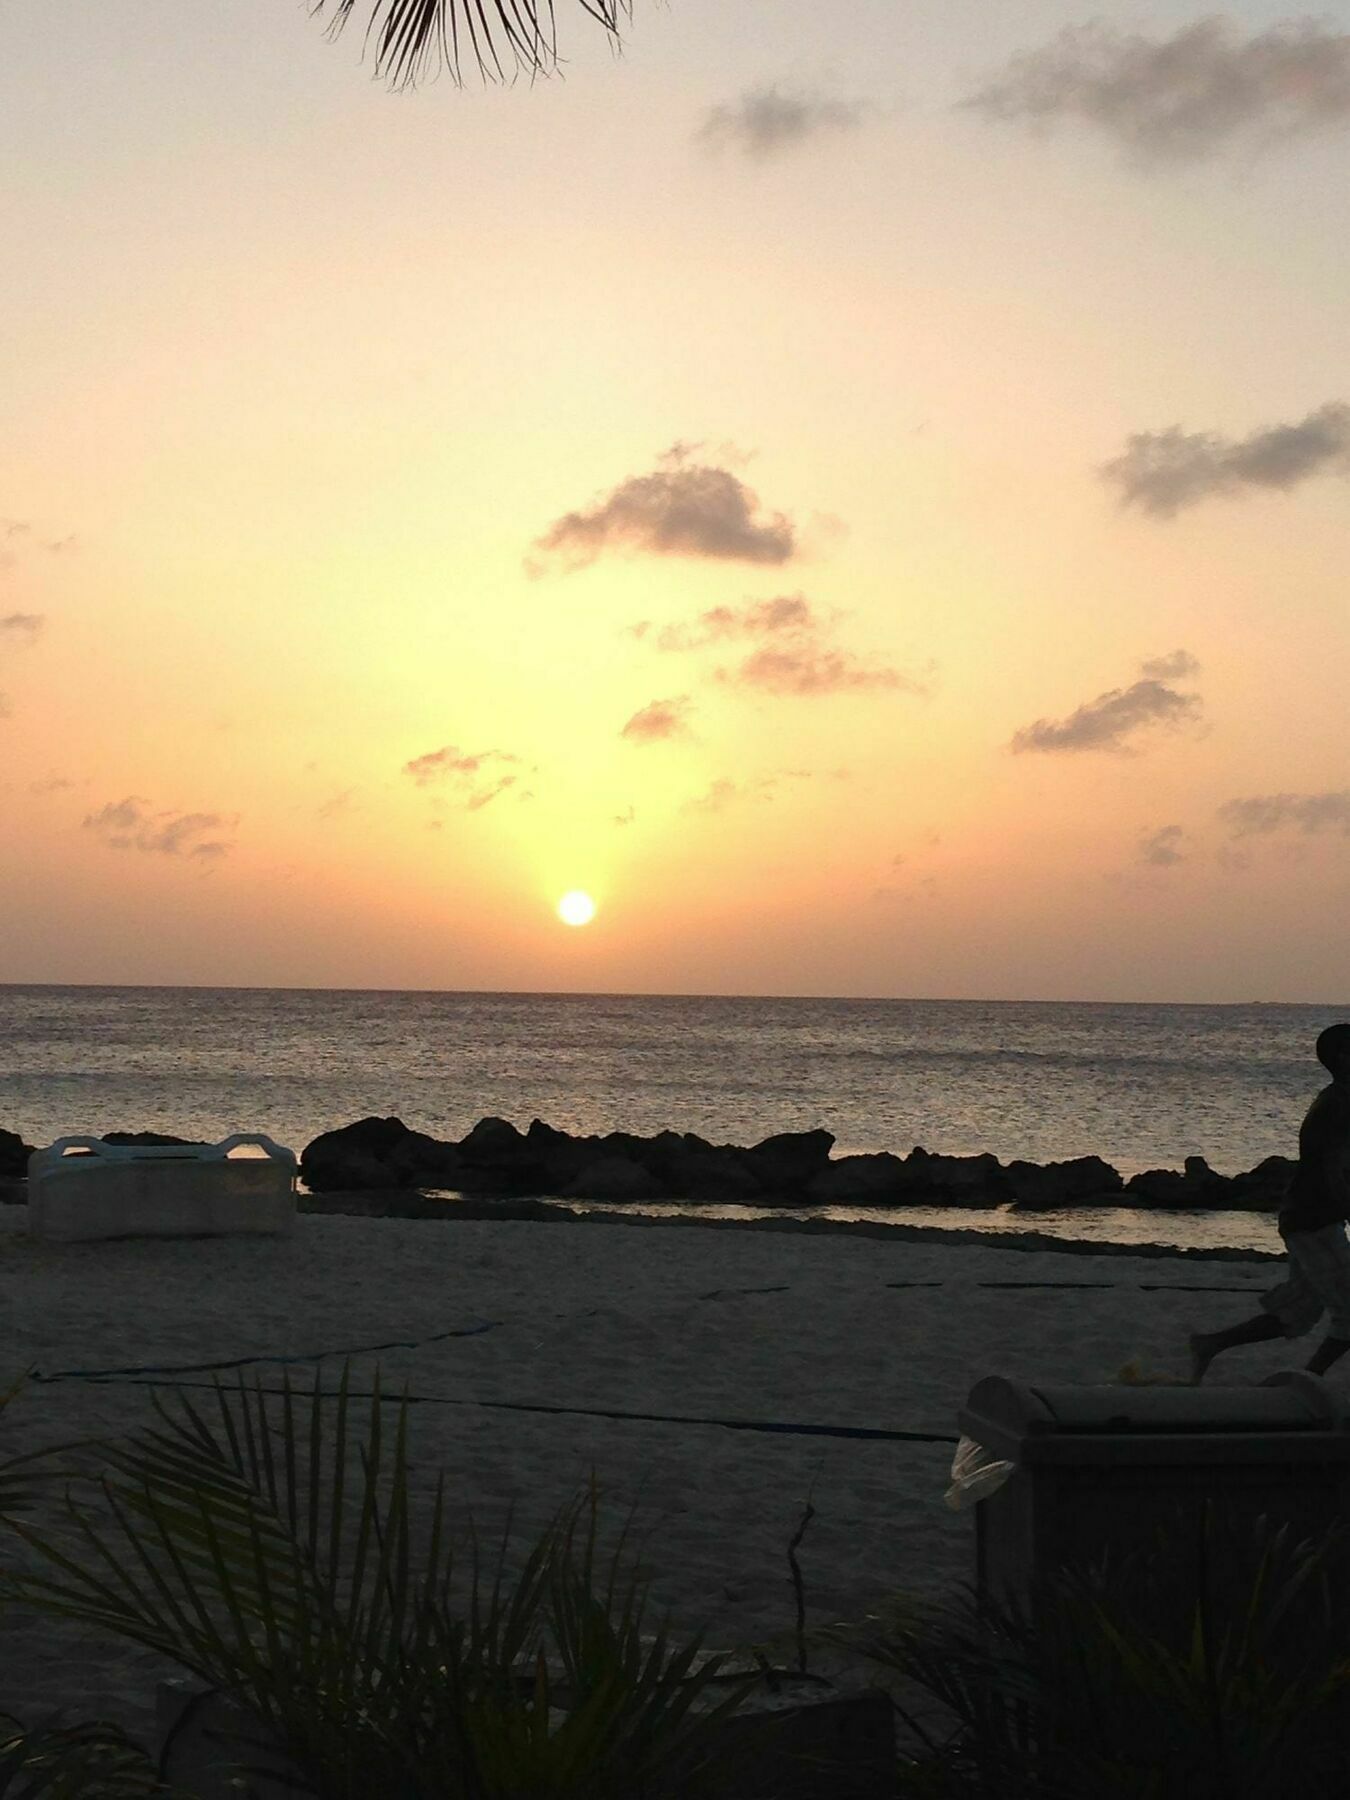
[0,1209,1289,1745]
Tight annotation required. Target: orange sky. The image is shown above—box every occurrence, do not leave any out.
[2,1,1348,999]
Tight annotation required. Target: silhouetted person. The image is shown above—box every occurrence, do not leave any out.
[1189,1024,1350,1382]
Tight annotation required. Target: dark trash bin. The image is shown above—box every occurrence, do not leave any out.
[957,1370,1350,1613]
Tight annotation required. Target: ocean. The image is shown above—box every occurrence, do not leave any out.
[2,986,1345,1254]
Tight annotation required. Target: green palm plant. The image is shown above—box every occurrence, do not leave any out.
[7,1367,759,1799]
[309,0,631,89]
[835,1514,1350,1800]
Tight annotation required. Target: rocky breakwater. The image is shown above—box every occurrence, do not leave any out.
[297,1117,1296,1214]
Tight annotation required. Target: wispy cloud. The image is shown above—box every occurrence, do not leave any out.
[316,788,358,821]
[1012,674,1201,754]
[1102,403,1350,517]
[29,774,75,796]
[401,744,524,811]
[722,643,919,697]
[655,593,814,651]
[1219,790,1350,837]
[965,18,1350,166]
[697,85,868,159]
[681,767,815,814]
[1138,823,1189,867]
[620,696,694,743]
[647,589,923,700]
[83,797,237,860]
[0,612,44,644]
[531,445,797,572]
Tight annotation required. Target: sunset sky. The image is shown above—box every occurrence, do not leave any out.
[2,0,1348,1001]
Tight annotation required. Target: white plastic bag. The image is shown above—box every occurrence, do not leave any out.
[943,1434,1016,1511]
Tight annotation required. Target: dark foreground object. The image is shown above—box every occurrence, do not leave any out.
[297,1113,1295,1213]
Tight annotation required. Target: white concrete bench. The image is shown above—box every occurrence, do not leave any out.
[27,1135,297,1242]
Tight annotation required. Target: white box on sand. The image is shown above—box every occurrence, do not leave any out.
[27,1135,297,1242]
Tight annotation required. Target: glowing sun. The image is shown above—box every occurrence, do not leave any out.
[556,890,596,927]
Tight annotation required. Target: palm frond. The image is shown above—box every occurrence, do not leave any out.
[309,0,632,89]
[10,1366,759,1798]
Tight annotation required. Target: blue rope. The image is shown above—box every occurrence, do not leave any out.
[31,1370,959,1445]
[30,1319,502,1385]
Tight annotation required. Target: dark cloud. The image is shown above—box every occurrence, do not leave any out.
[0,612,44,643]
[532,446,797,571]
[656,593,815,651]
[1102,403,1350,517]
[697,85,868,159]
[1139,823,1189,867]
[1139,648,1200,680]
[722,644,918,697]
[620,696,694,743]
[83,797,236,860]
[1011,677,1201,754]
[1219,791,1350,837]
[965,18,1350,165]
[401,744,523,811]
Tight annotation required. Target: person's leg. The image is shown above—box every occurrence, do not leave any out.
[1189,1313,1285,1383]
[1189,1248,1318,1383]
[1293,1224,1350,1377]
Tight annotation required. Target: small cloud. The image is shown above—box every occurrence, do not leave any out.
[0,612,44,644]
[1139,649,1200,680]
[1,520,30,540]
[316,788,357,821]
[531,445,797,572]
[29,774,75,795]
[1102,404,1350,518]
[683,778,740,815]
[613,805,636,827]
[620,696,694,743]
[697,85,869,159]
[43,535,77,555]
[656,593,815,651]
[1219,791,1350,838]
[1011,677,1201,754]
[964,18,1350,166]
[466,775,517,811]
[722,643,919,697]
[402,744,525,811]
[1139,823,1189,867]
[83,796,237,860]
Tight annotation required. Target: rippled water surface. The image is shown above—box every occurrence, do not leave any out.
[2,988,1342,1210]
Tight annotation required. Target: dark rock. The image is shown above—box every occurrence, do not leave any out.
[0,1129,36,1181]
[1126,1157,1239,1210]
[1229,1154,1295,1213]
[563,1155,664,1202]
[300,1116,414,1192]
[388,1130,463,1186]
[103,1131,200,1148]
[743,1129,836,1195]
[1124,1168,1192,1207]
[1007,1156,1123,1209]
[805,1153,907,1206]
[898,1147,1007,1207]
[458,1116,526,1162]
[664,1146,765,1204]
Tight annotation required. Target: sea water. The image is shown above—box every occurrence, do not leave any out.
[2,986,1344,1252]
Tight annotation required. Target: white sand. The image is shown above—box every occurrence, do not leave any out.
[0,1210,1286,1745]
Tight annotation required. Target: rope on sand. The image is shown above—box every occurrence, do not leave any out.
[28,1369,960,1445]
[29,1319,503,1385]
